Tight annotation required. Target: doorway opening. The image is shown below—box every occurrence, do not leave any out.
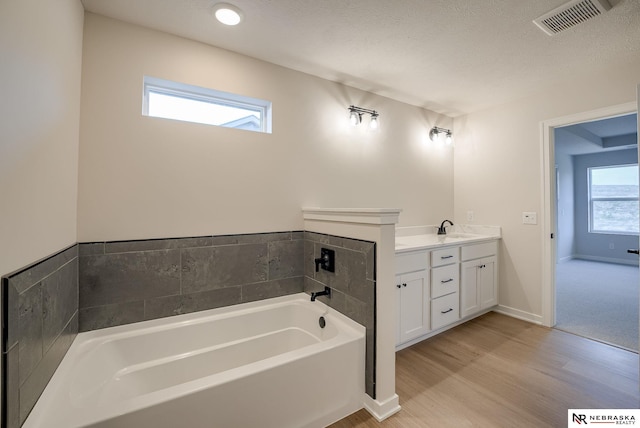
[554,115,638,351]
[541,103,639,352]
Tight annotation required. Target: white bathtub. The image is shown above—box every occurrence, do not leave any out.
[23,293,366,428]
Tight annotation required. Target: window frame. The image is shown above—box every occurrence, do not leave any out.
[587,163,639,235]
[142,76,272,133]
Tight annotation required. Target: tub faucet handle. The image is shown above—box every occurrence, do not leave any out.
[314,248,335,272]
[314,254,328,272]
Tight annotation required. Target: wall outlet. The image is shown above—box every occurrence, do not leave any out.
[467,210,475,222]
[522,212,537,225]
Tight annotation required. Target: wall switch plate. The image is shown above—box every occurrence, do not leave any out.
[522,212,537,225]
[467,210,474,222]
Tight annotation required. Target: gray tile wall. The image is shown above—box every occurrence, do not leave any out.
[303,232,376,399]
[2,230,376,426]
[78,232,305,330]
[1,245,79,428]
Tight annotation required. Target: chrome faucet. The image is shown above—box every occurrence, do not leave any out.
[310,286,331,301]
[437,219,454,235]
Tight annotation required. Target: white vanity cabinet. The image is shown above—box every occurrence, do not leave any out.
[460,241,498,318]
[395,251,430,346]
[395,231,500,350]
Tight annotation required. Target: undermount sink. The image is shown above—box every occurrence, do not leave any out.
[395,227,500,252]
[435,233,484,243]
[395,231,496,252]
[440,233,479,239]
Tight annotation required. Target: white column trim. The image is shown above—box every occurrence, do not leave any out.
[302,207,402,421]
[302,207,401,225]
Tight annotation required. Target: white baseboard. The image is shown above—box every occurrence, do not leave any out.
[362,393,401,422]
[573,254,639,266]
[494,305,543,325]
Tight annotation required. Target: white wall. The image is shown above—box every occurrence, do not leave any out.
[0,0,83,422]
[454,63,640,321]
[556,152,576,262]
[78,14,454,242]
[554,132,576,262]
[0,0,84,276]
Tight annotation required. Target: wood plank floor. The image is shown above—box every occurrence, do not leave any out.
[330,312,640,428]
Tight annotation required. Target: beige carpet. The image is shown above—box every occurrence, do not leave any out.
[555,259,638,352]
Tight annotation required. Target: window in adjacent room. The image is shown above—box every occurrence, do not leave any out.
[142,76,272,133]
[588,164,639,234]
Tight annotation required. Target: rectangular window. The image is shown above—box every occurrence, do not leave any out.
[142,76,272,133]
[588,164,639,234]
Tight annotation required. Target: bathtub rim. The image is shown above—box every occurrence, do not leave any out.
[76,292,363,346]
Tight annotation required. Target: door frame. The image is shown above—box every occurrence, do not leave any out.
[540,101,637,327]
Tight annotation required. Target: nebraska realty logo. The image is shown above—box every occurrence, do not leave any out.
[569,409,639,425]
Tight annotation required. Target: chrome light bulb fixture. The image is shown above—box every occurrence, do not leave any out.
[429,126,453,145]
[348,105,380,130]
[350,109,362,126]
[369,112,379,130]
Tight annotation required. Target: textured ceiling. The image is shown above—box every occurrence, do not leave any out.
[80,0,640,117]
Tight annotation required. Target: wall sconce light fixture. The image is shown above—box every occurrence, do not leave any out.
[429,126,453,145]
[349,105,379,130]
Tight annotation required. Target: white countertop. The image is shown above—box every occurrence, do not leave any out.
[395,224,501,253]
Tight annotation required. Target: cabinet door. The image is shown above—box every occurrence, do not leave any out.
[397,270,430,344]
[461,256,497,318]
[479,257,497,309]
[460,260,480,318]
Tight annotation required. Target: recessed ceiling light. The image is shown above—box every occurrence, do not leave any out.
[213,3,243,26]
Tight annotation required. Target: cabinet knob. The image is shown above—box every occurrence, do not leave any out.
[441,308,453,314]
[403,283,407,287]
[397,284,401,288]
[441,278,453,283]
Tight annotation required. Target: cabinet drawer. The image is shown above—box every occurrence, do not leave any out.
[431,247,459,267]
[431,264,459,298]
[396,251,429,274]
[431,292,459,330]
[461,241,497,261]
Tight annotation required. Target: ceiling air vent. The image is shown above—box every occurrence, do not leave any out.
[533,0,611,35]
